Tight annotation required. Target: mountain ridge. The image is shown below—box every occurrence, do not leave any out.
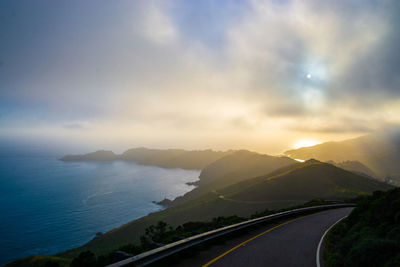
[284,133,400,183]
[60,148,235,170]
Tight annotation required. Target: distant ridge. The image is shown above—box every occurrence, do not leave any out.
[60,148,234,170]
[327,160,377,178]
[284,132,400,183]
[60,150,117,162]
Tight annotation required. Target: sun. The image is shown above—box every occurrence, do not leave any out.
[293,139,320,149]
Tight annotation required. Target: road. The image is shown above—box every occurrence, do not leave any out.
[173,207,352,267]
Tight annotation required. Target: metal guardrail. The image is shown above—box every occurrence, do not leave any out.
[107,203,355,267]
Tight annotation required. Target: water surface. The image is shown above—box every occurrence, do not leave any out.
[0,156,200,265]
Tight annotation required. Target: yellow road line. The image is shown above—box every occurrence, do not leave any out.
[202,214,311,267]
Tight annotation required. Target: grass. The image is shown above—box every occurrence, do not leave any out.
[3,256,70,267]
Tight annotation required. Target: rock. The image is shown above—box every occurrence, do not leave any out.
[153,198,173,207]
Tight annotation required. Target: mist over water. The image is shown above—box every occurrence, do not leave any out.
[0,156,200,265]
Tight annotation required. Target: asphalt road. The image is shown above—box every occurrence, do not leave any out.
[174,207,353,267]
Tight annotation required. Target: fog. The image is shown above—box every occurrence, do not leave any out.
[1,0,399,154]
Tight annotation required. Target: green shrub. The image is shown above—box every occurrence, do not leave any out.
[70,251,97,267]
[325,188,400,267]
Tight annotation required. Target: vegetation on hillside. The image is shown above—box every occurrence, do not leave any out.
[3,256,70,267]
[196,150,295,185]
[57,216,246,267]
[217,160,392,202]
[63,200,338,267]
[170,150,296,206]
[325,188,400,267]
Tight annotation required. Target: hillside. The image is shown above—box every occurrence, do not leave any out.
[119,148,233,170]
[284,132,400,182]
[60,148,234,170]
[169,150,296,206]
[217,160,392,202]
[3,256,70,267]
[197,150,295,186]
[328,160,377,178]
[325,188,400,266]
[60,160,392,258]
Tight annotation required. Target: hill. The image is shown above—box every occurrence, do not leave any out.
[325,188,400,266]
[284,132,400,183]
[217,160,392,202]
[197,150,295,186]
[119,148,233,170]
[327,160,377,178]
[60,148,234,170]
[60,150,117,161]
[60,160,392,258]
[169,150,296,206]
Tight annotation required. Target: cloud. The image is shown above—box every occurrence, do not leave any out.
[0,0,400,153]
[140,2,178,44]
[286,120,375,134]
[224,0,393,110]
[63,122,89,130]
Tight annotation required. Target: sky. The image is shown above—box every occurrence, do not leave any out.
[1,0,400,155]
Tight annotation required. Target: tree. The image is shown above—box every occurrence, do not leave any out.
[70,251,97,267]
[145,221,172,243]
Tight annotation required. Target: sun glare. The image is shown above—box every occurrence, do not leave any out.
[293,139,320,149]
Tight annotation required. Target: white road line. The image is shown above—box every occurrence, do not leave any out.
[316,215,348,267]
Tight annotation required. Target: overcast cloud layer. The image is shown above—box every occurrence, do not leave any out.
[1,0,399,154]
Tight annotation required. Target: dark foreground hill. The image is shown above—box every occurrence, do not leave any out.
[169,150,296,206]
[60,148,234,170]
[216,159,392,202]
[58,160,391,258]
[284,132,400,183]
[197,150,295,186]
[325,188,400,267]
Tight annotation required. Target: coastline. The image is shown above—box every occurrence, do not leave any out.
[0,157,201,266]
[60,161,201,254]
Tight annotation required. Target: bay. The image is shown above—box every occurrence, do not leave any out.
[0,156,200,265]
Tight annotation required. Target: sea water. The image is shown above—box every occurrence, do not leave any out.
[0,156,200,265]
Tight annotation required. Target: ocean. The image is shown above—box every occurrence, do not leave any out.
[0,156,200,265]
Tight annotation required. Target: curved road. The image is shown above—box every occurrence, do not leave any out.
[174,207,353,267]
